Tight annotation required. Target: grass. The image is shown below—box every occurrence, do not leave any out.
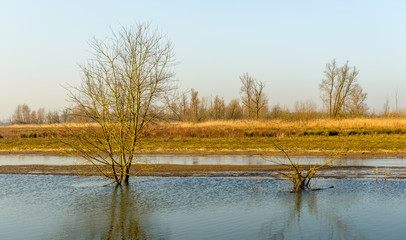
[1,117,406,156]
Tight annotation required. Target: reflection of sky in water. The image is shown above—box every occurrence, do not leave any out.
[1,176,406,239]
[1,154,406,166]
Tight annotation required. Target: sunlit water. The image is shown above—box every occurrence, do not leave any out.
[1,154,406,166]
[1,175,406,239]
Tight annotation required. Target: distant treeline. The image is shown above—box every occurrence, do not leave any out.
[7,59,404,125]
[8,97,403,125]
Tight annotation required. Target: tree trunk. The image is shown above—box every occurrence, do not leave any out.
[122,165,130,185]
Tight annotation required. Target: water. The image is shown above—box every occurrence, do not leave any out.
[1,175,406,239]
[1,154,406,166]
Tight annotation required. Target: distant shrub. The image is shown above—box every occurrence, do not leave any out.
[266,132,276,137]
[328,130,339,136]
[376,129,394,135]
[315,131,326,136]
[244,132,254,137]
[20,132,41,138]
[0,135,3,139]
[394,128,404,134]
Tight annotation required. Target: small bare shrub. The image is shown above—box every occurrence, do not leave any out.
[272,142,338,192]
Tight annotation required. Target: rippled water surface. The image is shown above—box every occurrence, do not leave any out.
[1,175,406,239]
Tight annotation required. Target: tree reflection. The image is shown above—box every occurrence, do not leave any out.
[59,185,161,240]
[102,185,147,240]
[261,191,363,240]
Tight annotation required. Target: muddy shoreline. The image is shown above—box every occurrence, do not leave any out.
[2,164,406,179]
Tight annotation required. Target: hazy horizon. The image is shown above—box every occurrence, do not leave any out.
[1,0,405,120]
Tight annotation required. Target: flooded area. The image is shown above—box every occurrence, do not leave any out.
[1,154,406,167]
[1,175,406,239]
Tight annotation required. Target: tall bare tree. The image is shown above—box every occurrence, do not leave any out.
[320,59,365,117]
[65,23,175,185]
[240,73,254,118]
[252,80,267,119]
[240,73,267,119]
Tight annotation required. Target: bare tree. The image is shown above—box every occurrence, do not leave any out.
[269,104,290,119]
[345,85,368,116]
[11,105,24,124]
[65,23,175,185]
[189,89,209,122]
[225,99,243,120]
[252,80,267,119]
[294,99,318,120]
[46,110,60,123]
[383,95,390,115]
[210,95,225,120]
[10,104,59,124]
[37,108,46,124]
[164,91,189,121]
[320,59,365,117]
[240,73,254,118]
[240,73,267,119]
[11,104,31,124]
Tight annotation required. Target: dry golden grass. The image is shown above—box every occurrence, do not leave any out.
[166,117,406,130]
[2,117,406,138]
[1,117,406,157]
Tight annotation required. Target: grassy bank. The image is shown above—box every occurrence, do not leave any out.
[1,118,406,156]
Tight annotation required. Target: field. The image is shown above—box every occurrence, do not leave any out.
[1,117,406,157]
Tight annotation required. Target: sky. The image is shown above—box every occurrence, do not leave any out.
[1,0,406,120]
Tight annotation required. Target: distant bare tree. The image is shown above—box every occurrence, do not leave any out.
[345,85,368,116]
[294,99,318,120]
[11,104,31,124]
[225,99,243,120]
[240,73,267,119]
[320,59,365,117]
[269,104,290,119]
[252,80,267,119]
[190,89,200,122]
[30,110,37,124]
[210,95,225,120]
[165,91,189,121]
[189,89,209,122]
[65,23,176,185]
[21,104,31,123]
[37,108,46,124]
[46,110,60,123]
[240,73,254,118]
[383,95,390,115]
[11,105,23,124]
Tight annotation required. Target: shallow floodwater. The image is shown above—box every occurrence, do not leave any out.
[1,154,406,166]
[1,175,406,239]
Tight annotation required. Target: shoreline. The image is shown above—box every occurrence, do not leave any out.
[1,164,406,179]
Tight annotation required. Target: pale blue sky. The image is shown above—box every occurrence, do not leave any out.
[1,0,406,120]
